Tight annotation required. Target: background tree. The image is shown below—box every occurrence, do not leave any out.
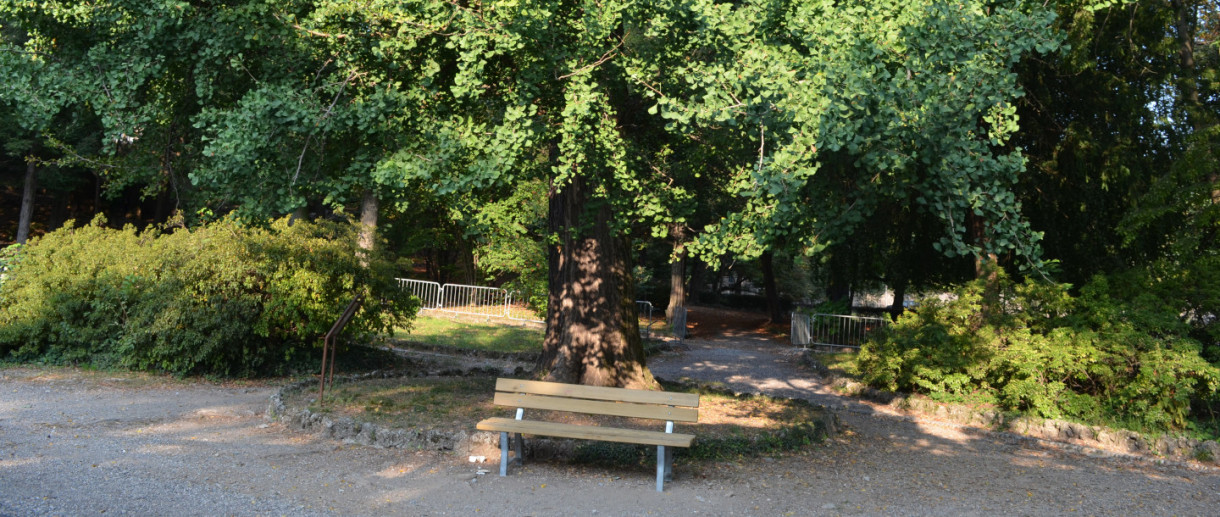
[2,0,1061,389]
[1012,0,1218,348]
[637,0,1057,304]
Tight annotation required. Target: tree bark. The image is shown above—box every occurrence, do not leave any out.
[888,278,908,321]
[760,250,784,323]
[48,187,69,233]
[969,212,1000,280]
[458,238,477,285]
[1173,0,1201,118]
[826,251,852,308]
[357,189,379,267]
[536,175,655,389]
[688,259,705,304]
[1172,0,1218,203]
[666,225,687,323]
[16,162,36,244]
[154,187,171,224]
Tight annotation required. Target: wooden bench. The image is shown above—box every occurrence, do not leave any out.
[476,378,700,492]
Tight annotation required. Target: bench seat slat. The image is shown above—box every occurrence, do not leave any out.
[477,417,695,447]
[495,378,699,408]
[493,392,700,423]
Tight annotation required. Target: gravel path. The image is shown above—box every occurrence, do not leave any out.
[4,319,1220,515]
[648,321,1220,515]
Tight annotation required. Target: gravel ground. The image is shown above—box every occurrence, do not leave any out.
[4,311,1220,515]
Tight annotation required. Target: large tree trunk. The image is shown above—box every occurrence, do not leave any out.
[48,188,69,233]
[154,187,172,224]
[16,162,36,244]
[458,237,477,284]
[1172,0,1218,204]
[688,259,705,304]
[826,251,852,308]
[968,212,1000,280]
[760,250,784,323]
[357,189,379,267]
[1173,0,1201,118]
[536,175,655,389]
[666,225,687,323]
[888,278,908,321]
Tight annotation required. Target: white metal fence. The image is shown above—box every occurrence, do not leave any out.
[399,279,442,309]
[790,312,888,349]
[397,278,544,324]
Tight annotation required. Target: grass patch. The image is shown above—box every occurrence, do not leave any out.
[293,376,499,429]
[639,317,675,338]
[331,344,418,372]
[284,374,830,464]
[814,351,861,377]
[392,314,677,358]
[393,316,543,355]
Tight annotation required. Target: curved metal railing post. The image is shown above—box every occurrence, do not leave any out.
[319,295,363,404]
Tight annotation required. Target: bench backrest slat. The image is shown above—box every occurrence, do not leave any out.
[495,378,700,408]
[493,392,700,423]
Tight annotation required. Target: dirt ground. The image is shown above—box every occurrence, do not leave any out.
[4,307,1220,516]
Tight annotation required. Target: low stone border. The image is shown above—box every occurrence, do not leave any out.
[802,351,1220,467]
[656,376,841,437]
[266,368,839,462]
[266,367,502,455]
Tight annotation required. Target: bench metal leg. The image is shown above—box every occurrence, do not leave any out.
[514,432,524,467]
[656,445,666,492]
[657,420,677,492]
[664,446,674,482]
[499,431,526,477]
[500,432,509,476]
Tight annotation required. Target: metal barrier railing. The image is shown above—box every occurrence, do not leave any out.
[398,279,442,309]
[790,312,888,349]
[505,291,544,323]
[637,300,657,338]
[396,278,545,324]
[440,284,510,321]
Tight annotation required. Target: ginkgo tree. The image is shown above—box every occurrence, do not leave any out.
[630,0,1058,271]
[1,0,1058,388]
[385,0,1058,387]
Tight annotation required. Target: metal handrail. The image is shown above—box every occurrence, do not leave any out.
[319,295,363,404]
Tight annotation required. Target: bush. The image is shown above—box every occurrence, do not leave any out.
[0,216,417,376]
[857,269,1220,433]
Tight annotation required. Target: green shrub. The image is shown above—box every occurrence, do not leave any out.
[0,216,417,376]
[858,269,1220,433]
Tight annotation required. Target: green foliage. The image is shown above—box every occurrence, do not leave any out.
[1010,0,1218,287]
[0,243,21,284]
[0,216,417,376]
[858,269,1220,432]
[467,179,549,317]
[637,0,1060,270]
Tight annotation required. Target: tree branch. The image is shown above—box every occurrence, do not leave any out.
[558,39,625,80]
[292,70,358,187]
